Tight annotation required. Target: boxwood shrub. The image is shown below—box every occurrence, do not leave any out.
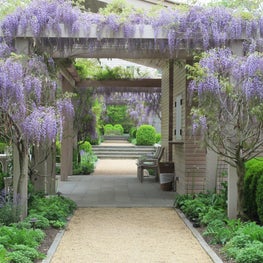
[256,175,263,224]
[113,124,124,134]
[155,133,161,143]
[244,158,263,222]
[103,124,124,135]
[136,125,156,146]
[103,124,114,135]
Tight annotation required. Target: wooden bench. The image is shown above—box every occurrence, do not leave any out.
[136,146,165,183]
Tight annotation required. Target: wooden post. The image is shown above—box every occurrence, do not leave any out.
[168,60,174,162]
[60,75,74,181]
[206,149,218,191]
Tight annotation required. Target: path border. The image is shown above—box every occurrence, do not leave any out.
[176,209,223,263]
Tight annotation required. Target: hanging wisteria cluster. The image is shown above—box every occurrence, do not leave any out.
[0,54,74,145]
[189,48,263,155]
[1,0,263,55]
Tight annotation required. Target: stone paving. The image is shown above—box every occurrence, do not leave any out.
[57,158,175,208]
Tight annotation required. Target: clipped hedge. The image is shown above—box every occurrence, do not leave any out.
[129,127,137,139]
[103,124,124,135]
[155,133,161,143]
[244,158,263,222]
[103,124,114,135]
[136,125,156,146]
[256,176,263,224]
[79,141,92,153]
[113,124,124,134]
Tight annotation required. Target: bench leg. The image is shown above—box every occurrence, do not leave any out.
[137,166,143,183]
[155,166,160,182]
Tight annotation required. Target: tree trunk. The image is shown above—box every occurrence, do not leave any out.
[236,161,246,218]
[13,143,28,220]
[30,143,57,195]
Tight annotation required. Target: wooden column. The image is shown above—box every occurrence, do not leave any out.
[60,75,74,181]
[168,60,174,162]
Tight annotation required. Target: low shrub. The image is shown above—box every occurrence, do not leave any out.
[0,203,20,226]
[103,124,124,135]
[244,158,263,221]
[0,226,45,248]
[113,124,124,134]
[256,175,263,224]
[175,190,263,262]
[79,141,92,153]
[9,244,43,262]
[136,125,156,146]
[0,245,10,263]
[155,133,161,143]
[235,241,263,263]
[73,141,97,175]
[129,127,137,138]
[0,194,76,262]
[103,124,114,135]
[29,195,76,227]
[24,214,50,229]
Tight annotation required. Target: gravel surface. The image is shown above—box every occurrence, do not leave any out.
[50,208,214,263]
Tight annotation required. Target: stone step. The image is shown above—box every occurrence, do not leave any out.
[92,145,156,159]
[103,135,129,141]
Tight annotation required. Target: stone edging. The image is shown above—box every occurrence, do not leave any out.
[175,208,223,263]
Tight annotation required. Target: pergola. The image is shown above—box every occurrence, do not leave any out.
[2,0,262,218]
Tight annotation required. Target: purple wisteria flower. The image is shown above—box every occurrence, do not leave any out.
[1,0,262,55]
[0,54,74,145]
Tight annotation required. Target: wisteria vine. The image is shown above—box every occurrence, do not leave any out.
[189,48,263,163]
[0,54,74,145]
[1,0,263,56]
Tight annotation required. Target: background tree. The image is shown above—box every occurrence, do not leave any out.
[188,48,263,217]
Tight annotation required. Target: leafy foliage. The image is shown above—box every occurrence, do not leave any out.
[29,195,76,227]
[0,226,44,248]
[0,203,20,225]
[155,133,161,143]
[72,140,97,175]
[256,176,263,224]
[104,124,124,135]
[244,158,263,221]
[104,105,132,133]
[74,88,97,144]
[136,125,156,146]
[74,59,101,79]
[0,179,76,262]
[103,124,114,135]
[0,245,10,263]
[175,190,263,262]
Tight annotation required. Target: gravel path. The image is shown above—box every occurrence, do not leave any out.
[51,208,213,263]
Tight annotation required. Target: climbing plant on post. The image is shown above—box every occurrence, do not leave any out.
[0,53,74,219]
[188,48,263,218]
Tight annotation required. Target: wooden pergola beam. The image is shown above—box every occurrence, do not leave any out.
[77,79,161,87]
